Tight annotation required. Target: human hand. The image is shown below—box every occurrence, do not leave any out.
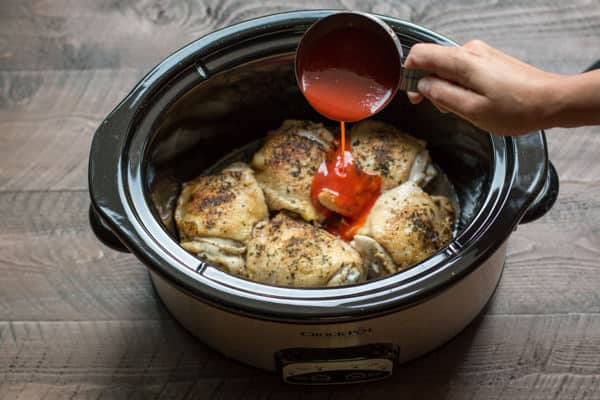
[404,40,563,135]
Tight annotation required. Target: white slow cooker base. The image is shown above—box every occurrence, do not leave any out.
[150,242,506,373]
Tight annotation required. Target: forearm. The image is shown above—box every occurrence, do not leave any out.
[545,70,600,129]
[406,41,600,135]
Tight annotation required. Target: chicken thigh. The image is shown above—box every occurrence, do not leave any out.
[246,212,366,287]
[175,162,268,276]
[250,120,334,222]
[350,120,436,190]
[355,181,454,275]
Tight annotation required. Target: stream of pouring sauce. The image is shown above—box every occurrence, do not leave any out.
[310,122,381,240]
[298,25,399,240]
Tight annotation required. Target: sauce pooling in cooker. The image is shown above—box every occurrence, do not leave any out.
[310,122,381,240]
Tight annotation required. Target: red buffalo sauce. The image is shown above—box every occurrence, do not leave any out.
[297,21,398,240]
[310,122,382,241]
[297,25,400,122]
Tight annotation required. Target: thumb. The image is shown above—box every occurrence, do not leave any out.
[417,76,485,119]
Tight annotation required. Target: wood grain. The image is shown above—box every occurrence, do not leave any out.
[547,126,600,185]
[1,0,599,398]
[1,0,599,73]
[0,69,142,191]
[492,182,600,315]
[1,314,600,399]
[0,191,167,321]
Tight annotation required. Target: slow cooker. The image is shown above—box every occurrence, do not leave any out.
[88,10,559,384]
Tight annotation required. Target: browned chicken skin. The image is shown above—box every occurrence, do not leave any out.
[175,162,268,276]
[350,120,436,190]
[251,120,334,222]
[173,119,455,287]
[355,181,454,275]
[246,212,365,287]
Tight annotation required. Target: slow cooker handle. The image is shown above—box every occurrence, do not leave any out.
[519,161,559,224]
[89,204,130,252]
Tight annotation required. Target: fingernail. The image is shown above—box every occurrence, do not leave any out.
[406,91,420,104]
[417,77,431,94]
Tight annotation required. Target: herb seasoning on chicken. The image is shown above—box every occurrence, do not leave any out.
[175,162,268,277]
[171,119,456,287]
[251,120,335,222]
[246,212,365,287]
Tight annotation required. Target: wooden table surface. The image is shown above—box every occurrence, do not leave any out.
[1,0,600,398]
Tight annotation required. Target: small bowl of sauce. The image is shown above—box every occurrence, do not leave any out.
[295,11,403,122]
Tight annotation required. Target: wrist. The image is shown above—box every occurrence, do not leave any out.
[540,70,600,129]
[538,73,570,130]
